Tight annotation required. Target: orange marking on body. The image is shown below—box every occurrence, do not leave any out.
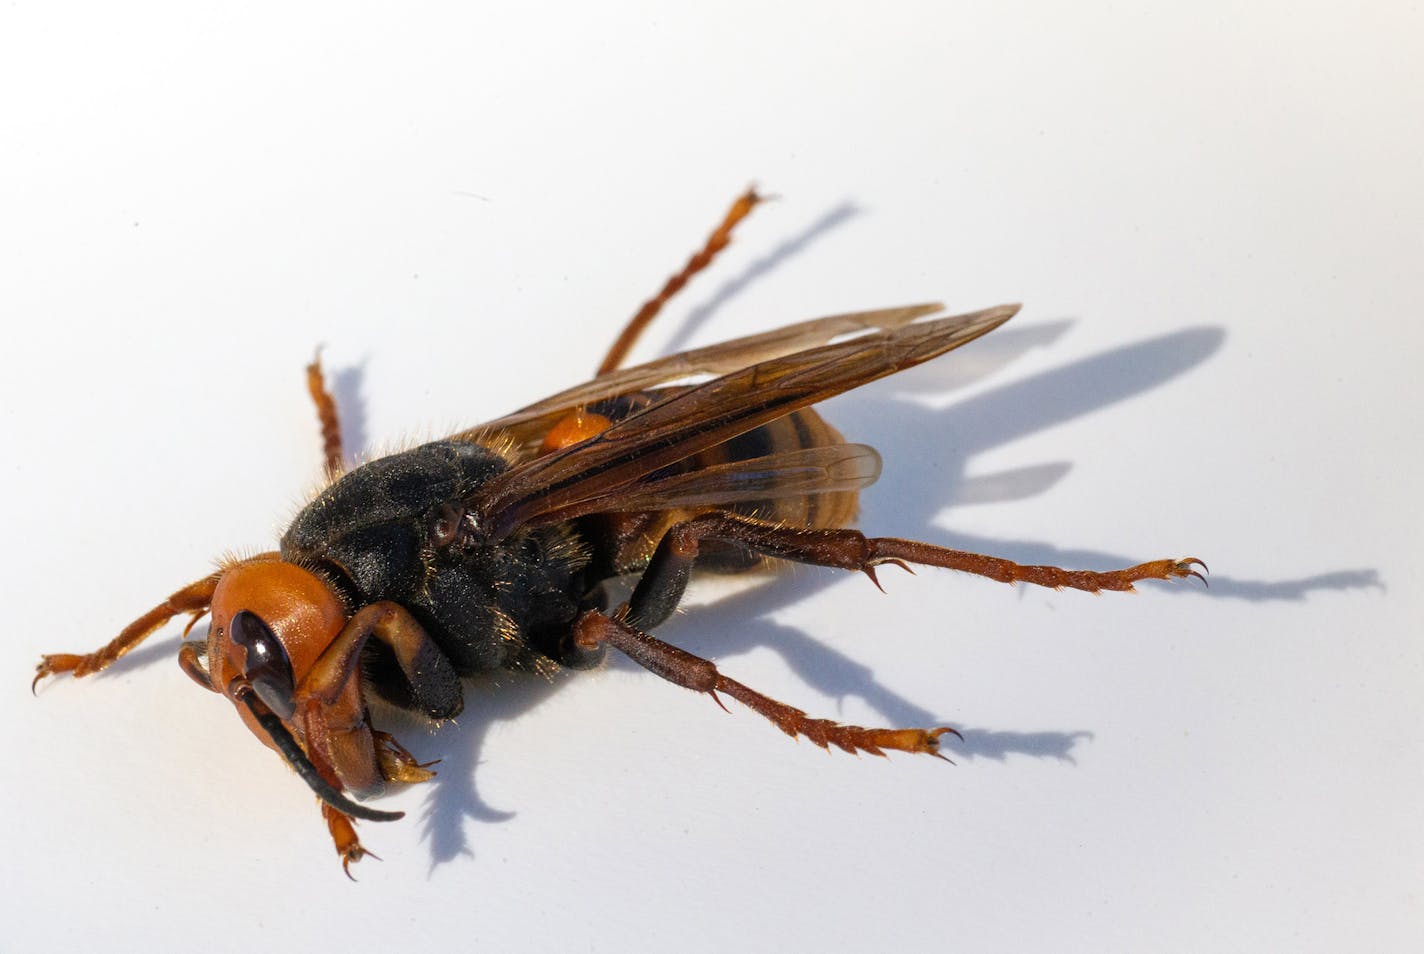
[539,409,613,455]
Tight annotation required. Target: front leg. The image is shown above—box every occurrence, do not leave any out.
[298,601,464,721]
[314,731,436,878]
[322,804,373,878]
[34,571,227,690]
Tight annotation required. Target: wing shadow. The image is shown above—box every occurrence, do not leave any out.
[74,203,1378,871]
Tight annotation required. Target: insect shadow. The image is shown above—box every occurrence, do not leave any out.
[408,308,1379,869]
[96,311,1374,871]
[95,205,1374,870]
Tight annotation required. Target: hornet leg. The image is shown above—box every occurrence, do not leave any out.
[573,609,957,759]
[305,351,345,479]
[626,512,1206,630]
[34,572,225,690]
[288,602,458,875]
[597,187,765,374]
[297,601,464,721]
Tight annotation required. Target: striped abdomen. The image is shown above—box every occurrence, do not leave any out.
[555,391,864,577]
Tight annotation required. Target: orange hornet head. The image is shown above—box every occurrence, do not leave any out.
[192,559,401,822]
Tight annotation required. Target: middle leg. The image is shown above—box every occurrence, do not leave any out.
[596,187,766,375]
[305,350,345,479]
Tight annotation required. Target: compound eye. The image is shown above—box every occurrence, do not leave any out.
[229,610,297,720]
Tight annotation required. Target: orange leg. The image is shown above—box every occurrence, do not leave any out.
[306,351,344,478]
[322,803,373,879]
[290,604,453,876]
[33,552,282,691]
[34,573,223,690]
[596,187,766,375]
[234,683,401,878]
[572,610,959,759]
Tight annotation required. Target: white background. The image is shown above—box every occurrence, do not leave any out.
[2,3,1420,951]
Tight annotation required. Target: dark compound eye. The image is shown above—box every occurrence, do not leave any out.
[229,610,297,720]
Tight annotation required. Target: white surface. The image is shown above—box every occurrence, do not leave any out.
[2,3,1420,951]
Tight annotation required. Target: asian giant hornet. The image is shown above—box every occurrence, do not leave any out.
[33,189,1205,874]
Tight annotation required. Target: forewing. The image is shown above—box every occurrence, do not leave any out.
[521,444,884,525]
[474,303,1019,539]
[454,303,944,453]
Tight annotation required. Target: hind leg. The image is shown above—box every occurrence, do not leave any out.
[580,512,1201,757]
[625,511,1205,629]
[571,609,958,759]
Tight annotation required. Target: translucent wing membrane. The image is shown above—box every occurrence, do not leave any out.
[458,303,946,454]
[474,303,1018,538]
[524,444,884,525]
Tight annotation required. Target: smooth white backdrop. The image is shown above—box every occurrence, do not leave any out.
[2,3,1419,952]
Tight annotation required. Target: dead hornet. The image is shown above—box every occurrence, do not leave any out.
[33,189,1206,875]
